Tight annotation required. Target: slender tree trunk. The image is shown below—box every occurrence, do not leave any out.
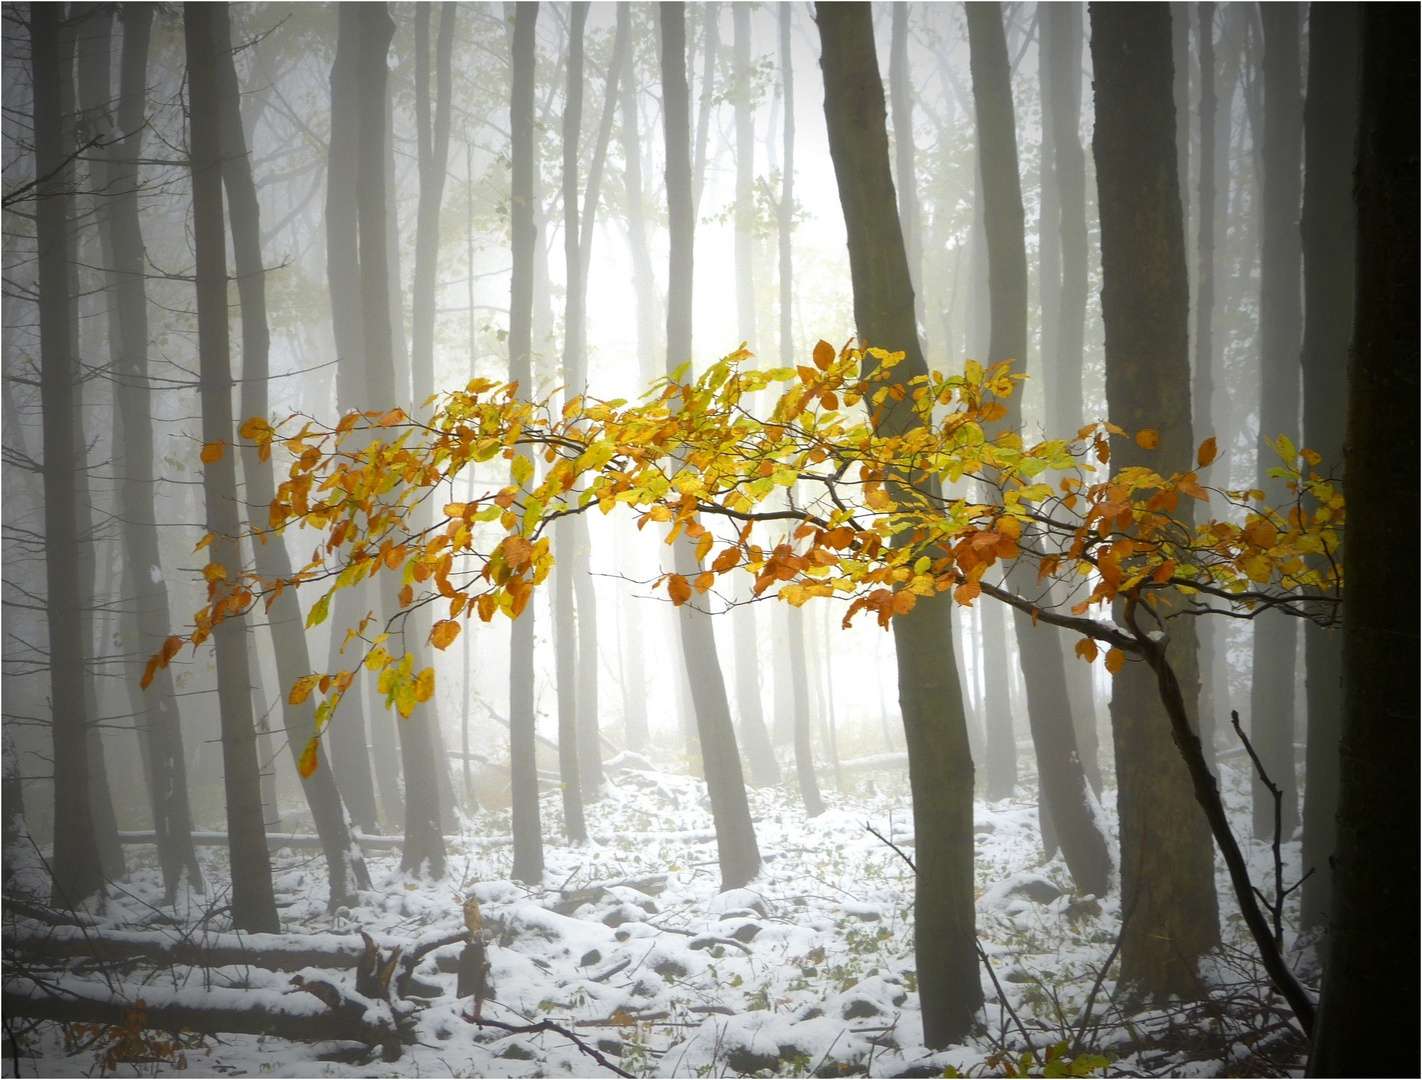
[326,5,393,832]
[553,2,590,843]
[890,4,923,330]
[33,1,104,911]
[816,3,980,1047]
[691,1,719,216]
[789,604,824,816]
[1308,7,1419,1070]
[98,2,202,901]
[351,2,446,878]
[1193,1,1219,773]
[726,1,779,790]
[185,1,279,933]
[1089,1,1219,998]
[661,1,761,893]
[69,9,125,882]
[619,4,661,391]
[213,3,371,901]
[966,2,1109,895]
[508,0,544,886]
[1297,1,1358,935]
[1249,2,1303,841]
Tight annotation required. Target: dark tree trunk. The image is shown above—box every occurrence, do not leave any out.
[326,5,396,833]
[966,1,1109,896]
[508,0,544,886]
[98,2,203,901]
[185,1,280,934]
[68,8,126,883]
[816,3,981,1047]
[1088,0,1220,999]
[1249,2,1304,841]
[889,3,922,327]
[554,2,589,843]
[351,2,446,878]
[33,0,104,911]
[1297,1,1358,935]
[1308,9,1419,1071]
[729,0,779,790]
[661,1,761,893]
[1192,1,1219,773]
[212,3,371,903]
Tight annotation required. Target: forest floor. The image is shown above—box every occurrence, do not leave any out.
[4,750,1314,1078]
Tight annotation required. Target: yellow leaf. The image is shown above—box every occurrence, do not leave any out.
[298,737,320,779]
[1105,648,1126,675]
[414,667,435,703]
[203,562,227,583]
[695,531,714,564]
[1197,436,1218,468]
[430,619,461,650]
[1135,429,1160,450]
[1240,553,1272,583]
[289,674,320,705]
[200,440,225,464]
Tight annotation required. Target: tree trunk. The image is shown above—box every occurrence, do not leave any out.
[32,1,104,911]
[185,0,280,934]
[1308,7,1419,1071]
[1089,1,1220,999]
[212,3,371,902]
[691,2,719,216]
[508,0,544,886]
[554,1,590,843]
[1192,1,1219,774]
[728,1,779,791]
[889,4,922,329]
[619,3,661,391]
[1249,2,1304,842]
[326,4,396,833]
[350,2,446,878]
[68,8,126,883]
[816,3,980,1047]
[966,1,1110,896]
[789,607,824,817]
[1297,1,1358,935]
[98,2,202,901]
[661,1,761,894]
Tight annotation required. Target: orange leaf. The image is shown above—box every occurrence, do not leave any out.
[200,440,225,464]
[1197,436,1218,468]
[1105,648,1126,675]
[1176,473,1210,501]
[694,571,715,594]
[298,737,320,779]
[667,573,692,606]
[953,581,980,606]
[891,589,917,615]
[711,547,742,574]
[1074,637,1099,664]
[430,619,461,650]
[289,674,320,705]
[377,408,408,428]
[813,340,835,371]
[398,584,414,608]
[1135,429,1160,450]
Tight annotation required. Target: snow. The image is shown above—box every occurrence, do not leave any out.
[4,754,1313,1077]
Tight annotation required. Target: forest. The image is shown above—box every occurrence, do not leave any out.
[0,2,1416,1077]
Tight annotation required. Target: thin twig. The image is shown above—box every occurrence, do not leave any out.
[467,1014,635,1077]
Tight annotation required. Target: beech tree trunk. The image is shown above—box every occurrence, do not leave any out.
[1297,1,1358,935]
[729,0,779,790]
[1089,1,1219,999]
[1308,7,1419,1070]
[508,0,544,886]
[326,5,394,833]
[212,3,371,903]
[661,1,761,894]
[966,1,1110,896]
[816,3,981,1048]
[1249,2,1303,841]
[33,1,104,911]
[889,4,923,329]
[97,1,203,901]
[185,0,279,934]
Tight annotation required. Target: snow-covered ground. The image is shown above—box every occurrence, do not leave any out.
[4,752,1312,1077]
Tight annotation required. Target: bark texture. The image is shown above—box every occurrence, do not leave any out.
[1089,1,1219,999]
[1308,7,1420,1071]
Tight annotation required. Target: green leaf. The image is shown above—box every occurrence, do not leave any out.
[307,592,331,629]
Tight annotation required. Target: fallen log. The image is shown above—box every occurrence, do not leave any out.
[3,978,410,1060]
[3,926,366,972]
